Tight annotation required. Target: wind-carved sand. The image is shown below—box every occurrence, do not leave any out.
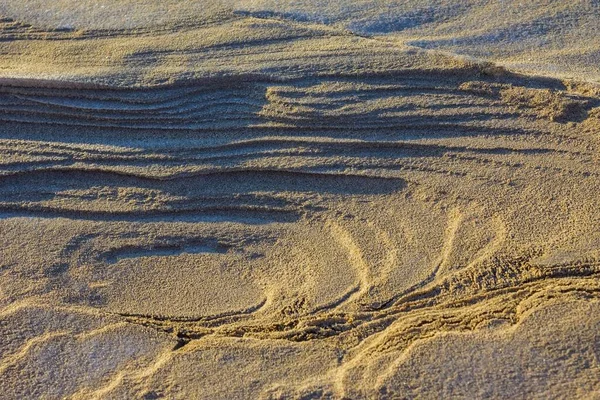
[1,2,600,399]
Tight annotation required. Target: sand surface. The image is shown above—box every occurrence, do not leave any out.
[1,2,600,399]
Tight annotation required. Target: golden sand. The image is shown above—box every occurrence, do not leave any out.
[1,2,600,399]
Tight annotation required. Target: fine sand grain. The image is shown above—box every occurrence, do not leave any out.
[1,2,600,399]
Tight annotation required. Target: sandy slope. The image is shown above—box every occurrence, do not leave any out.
[237,0,600,81]
[1,2,600,399]
[3,1,598,82]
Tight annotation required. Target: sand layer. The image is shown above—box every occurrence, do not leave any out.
[1,2,600,399]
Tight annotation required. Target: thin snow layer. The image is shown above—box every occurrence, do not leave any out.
[235,0,475,34]
[1,0,599,80]
[234,0,595,35]
[233,0,600,80]
[0,0,230,30]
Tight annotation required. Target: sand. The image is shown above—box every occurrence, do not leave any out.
[1,2,600,399]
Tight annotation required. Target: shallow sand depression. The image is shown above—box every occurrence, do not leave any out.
[1,1,600,399]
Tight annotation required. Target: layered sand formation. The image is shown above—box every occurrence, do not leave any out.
[1,2,600,399]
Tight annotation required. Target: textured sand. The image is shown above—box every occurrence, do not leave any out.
[1,2,600,399]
